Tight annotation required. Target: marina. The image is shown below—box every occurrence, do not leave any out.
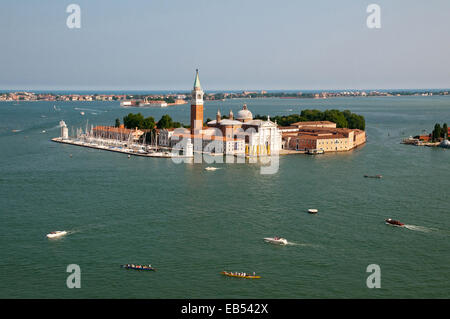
[51,137,185,158]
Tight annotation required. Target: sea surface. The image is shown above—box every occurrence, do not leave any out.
[0,96,449,298]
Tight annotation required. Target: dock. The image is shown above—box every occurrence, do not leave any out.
[51,137,192,158]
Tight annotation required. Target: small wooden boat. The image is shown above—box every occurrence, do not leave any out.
[221,271,260,279]
[308,209,318,214]
[121,264,156,271]
[364,174,382,179]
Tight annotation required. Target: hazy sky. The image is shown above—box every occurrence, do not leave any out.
[1,0,450,90]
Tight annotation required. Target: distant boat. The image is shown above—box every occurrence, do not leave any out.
[121,264,155,271]
[11,129,21,133]
[385,219,404,227]
[264,237,288,245]
[308,209,318,214]
[221,271,260,279]
[46,231,67,239]
[364,174,382,179]
[439,140,450,149]
[306,149,324,155]
[80,112,85,115]
[205,167,219,171]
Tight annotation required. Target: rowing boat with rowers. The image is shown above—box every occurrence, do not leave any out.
[121,264,156,271]
[221,271,261,279]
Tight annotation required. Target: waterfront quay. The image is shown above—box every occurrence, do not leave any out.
[51,137,186,158]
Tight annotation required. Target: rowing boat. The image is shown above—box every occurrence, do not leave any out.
[121,264,156,271]
[221,271,260,279]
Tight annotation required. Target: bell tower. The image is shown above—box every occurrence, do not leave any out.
[190,69,204,135]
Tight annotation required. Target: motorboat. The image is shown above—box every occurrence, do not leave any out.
[46,231,67,239]
[205,167,219,171]
[385,219,404,227]
[264,237,288,245]
[221,271,260,279]
[440,140,450,149]
[80,112,85,115]
[306,149,324,155]
[364,174,382,179]
[308,209,318,214]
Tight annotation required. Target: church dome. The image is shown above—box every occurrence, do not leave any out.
[235,104,253,121]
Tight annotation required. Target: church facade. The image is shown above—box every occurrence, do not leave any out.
[162,70,282,157]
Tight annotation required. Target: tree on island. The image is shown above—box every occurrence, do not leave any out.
[432,123,449,141]
[123,113,156,130]
[432,123,442,142]
[254,109,365,130]
[156,114,182,129]
[122,113,184,130]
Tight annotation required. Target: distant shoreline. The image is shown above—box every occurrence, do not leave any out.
[1,89,449,103]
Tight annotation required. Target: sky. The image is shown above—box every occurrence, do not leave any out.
[1,0,450,91]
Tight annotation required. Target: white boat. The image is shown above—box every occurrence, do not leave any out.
[46,231,67,239]
[308,209,318,214]
[80,112,85,115]
[439,140,450,149]
[264,237,288,245]
[205,167,219,171]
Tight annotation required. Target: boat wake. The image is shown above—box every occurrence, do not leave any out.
[286,241,320,248]
[404,225,435,233]
[74,107,106,113]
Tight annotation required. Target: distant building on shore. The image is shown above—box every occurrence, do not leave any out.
[92,125,144,142]
[280,121,366,152]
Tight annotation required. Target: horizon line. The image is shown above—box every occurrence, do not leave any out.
[2,87,450,93]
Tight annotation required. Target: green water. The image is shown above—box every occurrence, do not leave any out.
[0,97,449,298]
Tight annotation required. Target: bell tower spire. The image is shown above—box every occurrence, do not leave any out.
[190,69,204,134]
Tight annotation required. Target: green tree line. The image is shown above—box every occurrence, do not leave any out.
[118,113,185,130]
[432,123,448,141]
[254,109,365,130]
